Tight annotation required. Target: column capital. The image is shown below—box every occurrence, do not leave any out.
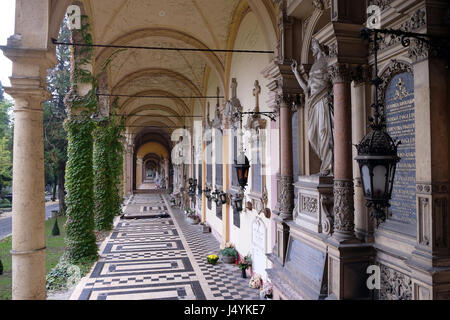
[328,63,352,84]
[352,64,371,86]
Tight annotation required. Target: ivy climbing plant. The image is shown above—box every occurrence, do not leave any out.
[93,102,125,231]
[63,15,98,263]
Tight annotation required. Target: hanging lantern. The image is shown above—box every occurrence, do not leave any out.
[355,129,400,224]
[235,151,250,190]
[355,27,402,226]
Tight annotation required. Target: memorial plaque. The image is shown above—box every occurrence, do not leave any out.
[285,238,326,292]
[385,72,416,225]
[252,218,267,278]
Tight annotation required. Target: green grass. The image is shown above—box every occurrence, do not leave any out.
[0,216,68,300]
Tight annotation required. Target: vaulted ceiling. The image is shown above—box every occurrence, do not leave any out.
[49,0,277,153]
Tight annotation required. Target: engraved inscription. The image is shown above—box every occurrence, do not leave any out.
[385,72,416,225]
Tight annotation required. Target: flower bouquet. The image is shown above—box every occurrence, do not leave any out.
[207,254,219,265]
[238,255,251,278]
[249,274,263,289]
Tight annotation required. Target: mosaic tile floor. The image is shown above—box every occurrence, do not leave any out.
[70,193,261,300]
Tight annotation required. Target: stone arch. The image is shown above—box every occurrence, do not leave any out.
[112,68,202,97]
[300,6,332,65]
[120,89,192,116]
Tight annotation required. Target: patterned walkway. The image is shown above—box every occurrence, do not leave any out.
[70,193,261,300]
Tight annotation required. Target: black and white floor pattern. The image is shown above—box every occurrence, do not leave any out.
[71,194,261,300]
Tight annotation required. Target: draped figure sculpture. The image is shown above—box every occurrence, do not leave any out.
[291,38,334,176]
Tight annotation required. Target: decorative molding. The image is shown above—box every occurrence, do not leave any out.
[379,265,412,300]
[418,197,431,246]
[333,179,355,234]
[321,194,334,235]
[416,182,450,195]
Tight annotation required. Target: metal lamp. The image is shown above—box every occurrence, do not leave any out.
[218,191,227,205]
[235,151,250,190]
[355,28,401,226]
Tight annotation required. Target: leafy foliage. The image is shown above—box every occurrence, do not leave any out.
[93,111,125,231]
[0,85,13,195]
[44,17,71,211]
[63,17,98,263]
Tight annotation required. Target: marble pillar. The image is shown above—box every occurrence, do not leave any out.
[351,67,373,242]
[278,94,294,221]
[8,90,49,300]
[329,63,357,242]
[165,158,169,190]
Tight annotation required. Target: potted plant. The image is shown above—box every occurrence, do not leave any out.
[220,242,238,264]
[207,254,219,265]
[238,255,251,278]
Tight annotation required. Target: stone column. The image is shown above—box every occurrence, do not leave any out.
[351,66,373,242]
[7,88,50,300]
[165,158,169,190]
[277,94,294,221]
[329,63,357,243]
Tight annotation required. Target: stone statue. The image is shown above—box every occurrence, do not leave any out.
[291,38,333,176]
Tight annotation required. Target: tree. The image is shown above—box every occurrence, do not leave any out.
[44,19,71,213]
[0,82,13,196]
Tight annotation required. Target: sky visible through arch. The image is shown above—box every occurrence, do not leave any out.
[0,0,15,100]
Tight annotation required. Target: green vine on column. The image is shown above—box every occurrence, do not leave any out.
[63,15,98,263]
[93,104,124,231]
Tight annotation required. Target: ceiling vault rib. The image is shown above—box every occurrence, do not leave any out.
[51,38,274,53]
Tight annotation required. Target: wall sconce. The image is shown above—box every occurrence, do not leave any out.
[203,185,212,200]
[229,191,244,212]
[218,191,227,205]
[211,189,220,204]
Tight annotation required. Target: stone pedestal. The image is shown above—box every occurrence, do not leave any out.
[326,239,374,300]
[294,175,334,234]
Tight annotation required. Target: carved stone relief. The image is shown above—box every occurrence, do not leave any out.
[379,265,412,300]
[333,180,355,234]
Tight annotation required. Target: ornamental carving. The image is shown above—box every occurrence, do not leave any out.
[328,63,352,84]
[321,195,334,235]
[378,60,413,106]
[301,196,318,215]
[416,182,450,195]
[378,8,426,51]
[368,0,393,11]
[279,175,294,219]
[333,180,355,233]
[379,265,412,300]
